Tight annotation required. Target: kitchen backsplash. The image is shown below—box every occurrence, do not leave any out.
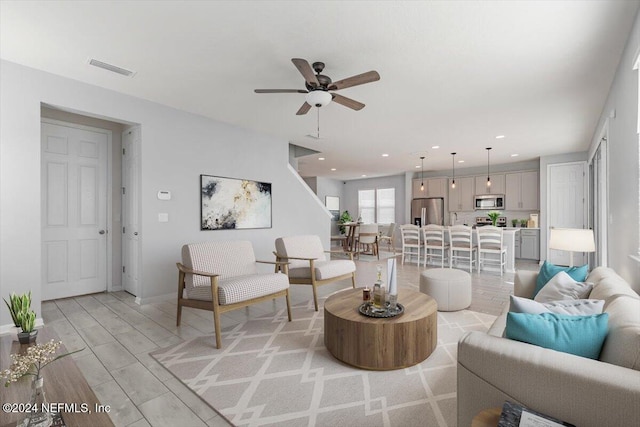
[450,210,539,227]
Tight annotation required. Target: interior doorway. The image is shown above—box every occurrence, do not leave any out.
[40,106,140,300]
[547,161,588,266]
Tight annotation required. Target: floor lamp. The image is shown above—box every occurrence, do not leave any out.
[548,228,596,267]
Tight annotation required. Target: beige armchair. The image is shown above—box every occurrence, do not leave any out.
[177,240,291,348]
[274,235,356,311]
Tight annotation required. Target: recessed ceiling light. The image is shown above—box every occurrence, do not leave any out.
[458,160,465,163]
[318,157,325,160]
[496,135,505,139]
[415,165,420,168]
[331,168,336,171]
[511,154,519,157]
[432,145,440,149]
[382,153,389,157]
[362,174,367,177]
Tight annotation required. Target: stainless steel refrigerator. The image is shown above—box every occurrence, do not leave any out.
[411,197,444,226]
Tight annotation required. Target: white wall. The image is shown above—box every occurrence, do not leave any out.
[0,60,329,328]
[590,12,640,291]
[315,177,344,236]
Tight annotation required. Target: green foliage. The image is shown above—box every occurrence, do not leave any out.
[3,292,31,327]
[19,310,36,333]
[338,210,353,234]
[511,219,518,227]
[520,219,528,227]
[487,211,501,226]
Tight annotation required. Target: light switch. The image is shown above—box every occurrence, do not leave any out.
[158,213,169,222]
[157,191,171,200]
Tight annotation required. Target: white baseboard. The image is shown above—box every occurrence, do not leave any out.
[0,318,44,336]
[137,292,174,305]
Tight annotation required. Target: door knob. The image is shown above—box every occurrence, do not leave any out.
[134,232,138,236]
[99,230,106,235]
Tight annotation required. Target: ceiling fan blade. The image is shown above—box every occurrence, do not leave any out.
[328,70,380,91]
[331,93,365,111]
[292,58,319,87]
[296,102,312,115]
[254,89,308,93]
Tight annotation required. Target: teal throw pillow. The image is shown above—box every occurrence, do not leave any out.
[534,261,588,297]
[506,312,608,359]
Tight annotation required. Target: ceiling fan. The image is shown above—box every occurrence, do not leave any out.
[254,58,380,115]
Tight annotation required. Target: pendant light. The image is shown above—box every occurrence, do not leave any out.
[486,147,492,187]
[451,152,457,189]
[420,156,425,191]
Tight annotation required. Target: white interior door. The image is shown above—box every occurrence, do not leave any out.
[547,162,587,265]
[122,127,140,297]
[41,121,108,300]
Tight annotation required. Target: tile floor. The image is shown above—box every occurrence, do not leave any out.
[39,256,540,427]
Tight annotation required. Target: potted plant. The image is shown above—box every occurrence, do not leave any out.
[487,211,501,227]
[511,219,518,227]
[520,219,528,228]
[339,210,353,235]
[17,308,37,344]
[3,291,31,329]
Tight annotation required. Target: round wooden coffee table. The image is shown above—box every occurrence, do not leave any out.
[324,288,437,370]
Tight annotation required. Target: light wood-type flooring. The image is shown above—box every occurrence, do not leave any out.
[37,254,539,426]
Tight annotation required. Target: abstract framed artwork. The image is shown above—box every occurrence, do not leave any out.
[201,174,272,230]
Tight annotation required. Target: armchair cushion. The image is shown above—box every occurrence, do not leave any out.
[275,235,327,269]
[288,259,356,280]
[187,273,289,304]
[181,241,288,303]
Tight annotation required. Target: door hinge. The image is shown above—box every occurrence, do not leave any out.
[123,227,125,234]
[123,266,126,273]
[123,148,126,155]
[122,187,125,195]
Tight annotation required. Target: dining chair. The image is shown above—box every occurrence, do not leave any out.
[422,224,449,268]
[477,225,507,275]
[358,223,379,259]
[449,225,477,273]
[378,223,397,253]
[400,224,421,265]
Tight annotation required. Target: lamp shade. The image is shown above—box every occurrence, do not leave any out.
[305,90,332,107]
[549,228,596,252]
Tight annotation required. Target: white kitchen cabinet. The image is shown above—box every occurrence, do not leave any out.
[448,177,474,211]
[474,173,505,195]
[519,229,540,260]
[412,178,446,199]
[506,171,539,210]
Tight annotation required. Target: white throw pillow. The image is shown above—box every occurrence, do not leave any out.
[510,295,604,315]
[533,271,594,303]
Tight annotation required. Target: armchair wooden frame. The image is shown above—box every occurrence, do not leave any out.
[274,250,356,311]
[176,260,292,349]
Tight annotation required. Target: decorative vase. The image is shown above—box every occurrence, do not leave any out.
[18,376,52,427]
[17,330,38,345]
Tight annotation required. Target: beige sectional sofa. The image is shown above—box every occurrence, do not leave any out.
[457,267,640,427]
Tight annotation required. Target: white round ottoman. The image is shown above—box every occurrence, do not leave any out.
[419,268,471,311]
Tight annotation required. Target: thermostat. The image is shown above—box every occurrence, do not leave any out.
[157,191,171,200]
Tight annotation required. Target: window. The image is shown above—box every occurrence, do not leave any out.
[358,188,395,224]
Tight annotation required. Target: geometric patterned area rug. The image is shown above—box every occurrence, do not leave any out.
[151,298,496,427]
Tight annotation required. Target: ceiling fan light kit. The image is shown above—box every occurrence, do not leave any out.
[305,90,332,107]
[254,58,380,115]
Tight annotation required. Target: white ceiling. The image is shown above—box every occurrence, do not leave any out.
[1,1,638,180]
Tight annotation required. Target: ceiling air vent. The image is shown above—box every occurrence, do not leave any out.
[88,58,136,77]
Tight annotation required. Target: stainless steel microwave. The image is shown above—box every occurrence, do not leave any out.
[474,194,505,210]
